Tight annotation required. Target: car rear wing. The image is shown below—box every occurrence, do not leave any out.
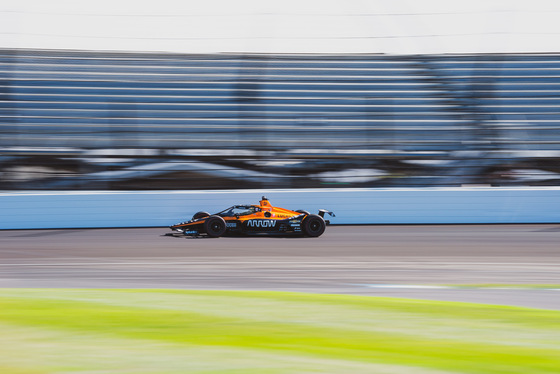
[318,209,335,218]
[318,209,335,224]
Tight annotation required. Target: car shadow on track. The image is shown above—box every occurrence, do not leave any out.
[161,233,311,239]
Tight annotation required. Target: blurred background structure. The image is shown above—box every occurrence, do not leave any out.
[2,0,560,190]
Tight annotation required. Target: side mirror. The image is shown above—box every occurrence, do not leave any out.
[264,212,272,218]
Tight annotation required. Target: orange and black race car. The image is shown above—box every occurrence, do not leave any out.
[170,196,334,238]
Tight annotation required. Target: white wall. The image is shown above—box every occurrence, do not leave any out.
[1,188,559,230]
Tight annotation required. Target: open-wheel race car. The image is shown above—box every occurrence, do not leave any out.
[170,197,335,238]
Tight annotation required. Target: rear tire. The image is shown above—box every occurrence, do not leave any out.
[302,214,326,237]
[192,211,210,220]
[204,216,226,238]
[296,210,310,215]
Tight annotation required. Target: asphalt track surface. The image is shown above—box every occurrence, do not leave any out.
[1,225,560,310]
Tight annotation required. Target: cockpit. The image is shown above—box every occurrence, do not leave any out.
[218,205,261,217]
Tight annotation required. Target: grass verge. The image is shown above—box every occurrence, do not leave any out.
[0,289,559,373]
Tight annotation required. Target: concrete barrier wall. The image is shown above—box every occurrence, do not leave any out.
[1,188,559,230]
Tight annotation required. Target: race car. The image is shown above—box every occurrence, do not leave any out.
[170,196,334,238]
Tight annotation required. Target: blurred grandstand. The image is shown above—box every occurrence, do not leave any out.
[1,48,560,190]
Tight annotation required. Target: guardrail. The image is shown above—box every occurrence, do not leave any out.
[3,50,560,191]
[1,187,559,230]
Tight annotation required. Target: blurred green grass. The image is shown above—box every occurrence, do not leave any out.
[1,289,559,373]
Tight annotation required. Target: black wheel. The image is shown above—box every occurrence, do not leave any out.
[296,210,310,215]
[192,211,210,220]
[204,216,226,238]
[302,214,326,237]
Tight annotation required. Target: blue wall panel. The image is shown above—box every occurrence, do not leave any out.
[1,188,559,229]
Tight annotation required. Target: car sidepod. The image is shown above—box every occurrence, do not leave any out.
[240,215,304,235]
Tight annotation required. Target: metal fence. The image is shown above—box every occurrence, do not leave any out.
[1,49,560,189]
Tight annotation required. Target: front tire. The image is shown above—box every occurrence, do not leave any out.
[204,216,226,238]
[302,214,326,237]
[192,211,210,220]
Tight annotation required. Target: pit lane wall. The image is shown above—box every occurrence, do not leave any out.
[1,188,559,230]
